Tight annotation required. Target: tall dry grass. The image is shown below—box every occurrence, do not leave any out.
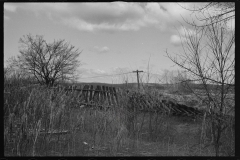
[4,77,234,156]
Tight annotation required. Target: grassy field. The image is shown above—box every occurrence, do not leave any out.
[4,81,235,156]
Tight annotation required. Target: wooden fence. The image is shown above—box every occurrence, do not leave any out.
[51,85,119,107]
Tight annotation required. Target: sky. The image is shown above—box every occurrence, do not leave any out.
[4,2,235,84]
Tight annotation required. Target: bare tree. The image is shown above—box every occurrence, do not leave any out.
[179,2,235,27]
[166,12,235,156]
[13,34,82,86]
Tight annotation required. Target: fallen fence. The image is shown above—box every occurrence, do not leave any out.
[51,84,119,107]
[127,91,204,117]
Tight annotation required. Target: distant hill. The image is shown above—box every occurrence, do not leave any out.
[58,82,234,93]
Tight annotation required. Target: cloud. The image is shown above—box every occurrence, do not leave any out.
[170,35,182,46]
[60,2,148,32]
[170,34,191,46]
[160,3,191,19]
[15,3,70,13]
[75,3,145,24]
[4,3,18,12]
[79,68,109,79]
[90,69,107,75]
[90,46,110,53]
[111,67,131,74]
[62,17,144,32]
[6,3,197,32]
[98,46,110,53]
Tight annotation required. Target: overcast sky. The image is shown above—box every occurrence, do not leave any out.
[4,2,235,84]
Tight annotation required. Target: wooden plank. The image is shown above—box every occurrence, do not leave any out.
[98,86,103,103]
[105,86,111,105]
[78,87,86,103]
[109,90,112,105]
[76,85,83,100]
[112,87,117,105]
[113,87,118,105]
[104,86,109,104]
[82,85,89,103]
[101,86,107,104]
[93,85,101,103]
[109,87,115,105]
[89,85,94,103]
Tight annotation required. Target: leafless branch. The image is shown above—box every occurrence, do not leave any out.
[13,34,82,86]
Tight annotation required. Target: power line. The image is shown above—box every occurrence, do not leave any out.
[79,71,132,79]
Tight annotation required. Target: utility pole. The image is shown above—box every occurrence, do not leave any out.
[133,70,143,90]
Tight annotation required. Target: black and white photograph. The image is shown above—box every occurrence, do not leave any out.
[4,2,235,156]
